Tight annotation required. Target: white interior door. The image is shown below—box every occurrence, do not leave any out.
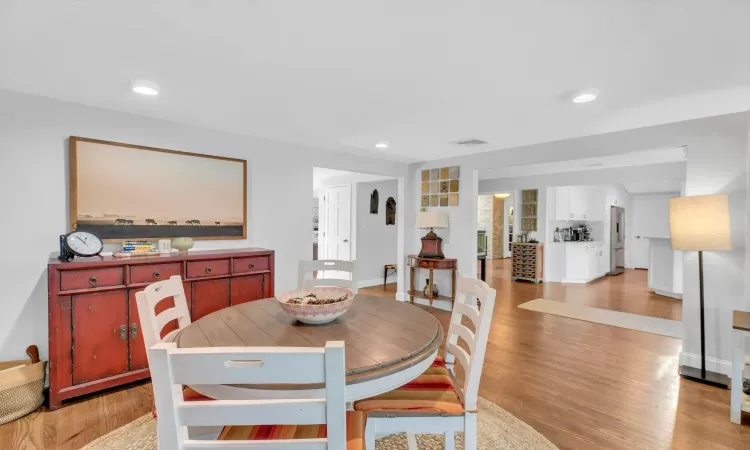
[324,184,352,265]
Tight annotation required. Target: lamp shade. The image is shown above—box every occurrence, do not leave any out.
[669,194,732,251]
[415,211,449,229]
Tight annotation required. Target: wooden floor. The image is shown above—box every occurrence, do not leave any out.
[2,259,748,449]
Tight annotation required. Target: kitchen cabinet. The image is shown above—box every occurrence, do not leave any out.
[71,291,129,385]
[191,279,230,321]
[47,248,275,409]
[563,243,607,283]
[554,186,605,221]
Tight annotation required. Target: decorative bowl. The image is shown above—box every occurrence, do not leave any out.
[171,237,194,253]
[276,287,355,324]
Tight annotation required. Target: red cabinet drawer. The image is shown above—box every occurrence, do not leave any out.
[61,267,124,291]
[130,263,183,284]
[186,259,230,279]
[233,256,269,274]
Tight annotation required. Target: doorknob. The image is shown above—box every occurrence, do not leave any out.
[343,239,349,243]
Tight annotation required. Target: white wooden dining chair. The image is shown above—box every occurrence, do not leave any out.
[150,341,363,450]
[355,277,497,450]
[135,275,191,359]
[298,260,358,294]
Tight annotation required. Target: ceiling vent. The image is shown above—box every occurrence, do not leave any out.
[451,138,488,146]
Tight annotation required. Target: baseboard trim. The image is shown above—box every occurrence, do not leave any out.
[408,296,453,312]
[358,278,390,288]
[654,289,683,300]
[679,352,732,376]
[395,292,406,302]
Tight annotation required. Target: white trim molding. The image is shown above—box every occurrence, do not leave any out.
[395,292,407,302]
[679,352,732,376]
[654,289,683,300]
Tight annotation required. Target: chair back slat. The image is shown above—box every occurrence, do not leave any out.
[135,275,191,358]
[444,277,496,411]
[150,341,346,449]
[178,399,327,426]
[182,439,328,450]
[452,302,480,328]
[169,347,327,385]
[450,323,476,355]
[298,260,358,294]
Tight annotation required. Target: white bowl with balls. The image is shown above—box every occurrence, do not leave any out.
[276,287,355,324]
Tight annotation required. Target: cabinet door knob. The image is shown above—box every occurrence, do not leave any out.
[119,325,127,341]
[89,276,98,286]
[131,323,138,339]
[153,270,161,279]
[205,267,212,274]
[249,263,255,269]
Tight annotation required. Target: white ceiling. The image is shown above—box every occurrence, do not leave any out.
[313,167,392,190]
[1,1,748,162]
[623,180,682,195]
[479,147,686,179]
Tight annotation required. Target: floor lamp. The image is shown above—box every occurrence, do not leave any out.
[669,194,732,388]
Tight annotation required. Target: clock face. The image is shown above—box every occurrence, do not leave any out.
[65,231,103,257]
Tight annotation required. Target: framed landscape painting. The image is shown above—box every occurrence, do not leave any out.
[70,137,247,241]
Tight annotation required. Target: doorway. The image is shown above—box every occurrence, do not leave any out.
[313,167,402,295]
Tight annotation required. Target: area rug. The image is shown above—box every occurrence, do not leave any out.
[518,298,683,338]
[82,397,557,450]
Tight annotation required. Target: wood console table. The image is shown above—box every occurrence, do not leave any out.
[731,310,750,423]
[47,247,274,409]
[407,255,457,309]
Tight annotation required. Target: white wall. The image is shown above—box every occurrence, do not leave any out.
[405,165,478,310]
[680,135,747,374]
[355,179,398,286]
[477,195,494,258]
[0,90,407,360]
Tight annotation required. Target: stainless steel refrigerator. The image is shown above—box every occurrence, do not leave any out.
[609,206,625,275]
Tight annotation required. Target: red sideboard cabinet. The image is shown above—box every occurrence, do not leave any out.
[47,248,275,409]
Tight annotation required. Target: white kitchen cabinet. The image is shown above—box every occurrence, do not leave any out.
[555,187,571,220]
[569,186,588,220]
[555,186,605,221]
[597,243,608,276]
[562,243,607,283]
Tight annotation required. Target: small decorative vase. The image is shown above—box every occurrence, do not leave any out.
[171,237,194,253]
[423,278,438,297]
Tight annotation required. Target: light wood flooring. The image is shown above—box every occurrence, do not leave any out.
[1,259,748,449]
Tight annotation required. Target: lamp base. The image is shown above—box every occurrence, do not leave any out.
[419,228,445,259]
[679,365,728,389]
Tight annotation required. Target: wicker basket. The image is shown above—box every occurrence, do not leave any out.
[0,352,46,425]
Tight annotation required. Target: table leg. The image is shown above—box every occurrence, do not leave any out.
[451,269,456,307]
[480,258,486,281]
[409,267,415,304]
[428,269,434,310]
[731,329,745,424]
[383,266,387,290]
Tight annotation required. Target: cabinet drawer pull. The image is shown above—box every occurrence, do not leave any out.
[131,323,138,339]
[119,325,127,341]
[153,270,161,279]
[89,276,98,286]
[249,263,255,269]
[205,267,212,274]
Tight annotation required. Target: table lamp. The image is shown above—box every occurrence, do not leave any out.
[416,211,449,258]
[669,193,732,388]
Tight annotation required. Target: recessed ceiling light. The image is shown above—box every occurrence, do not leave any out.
[375,141,390,149]
[131,79,160,96]
[572,88,600,104]
[494,193,510,199]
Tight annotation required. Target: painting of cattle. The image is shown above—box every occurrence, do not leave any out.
[70,137,246,240]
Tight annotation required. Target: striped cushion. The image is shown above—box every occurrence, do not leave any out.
[153,386,211,418]
[353,356,464,414]
[218,410,365,450]
[182,386,211,401]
